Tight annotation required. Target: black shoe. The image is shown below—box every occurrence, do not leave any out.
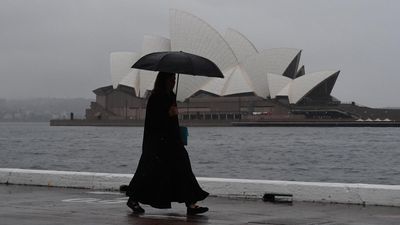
[187,206,208,215]
[127,200,145,214]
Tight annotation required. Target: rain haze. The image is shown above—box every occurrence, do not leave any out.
[1,0,399,108]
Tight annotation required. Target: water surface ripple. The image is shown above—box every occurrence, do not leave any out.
[1,122,399,185]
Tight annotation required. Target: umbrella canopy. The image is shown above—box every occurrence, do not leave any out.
[132,51,224,78]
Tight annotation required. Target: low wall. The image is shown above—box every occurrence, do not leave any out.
[1,168,399,207]
[49,119,232,127]
[232,121,400,127]
[50,119,400,127]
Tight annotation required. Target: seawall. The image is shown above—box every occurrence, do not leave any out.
[1,168,399,207]
[232,121,400,127]
[49,119,232,127]
[50,119,400,127]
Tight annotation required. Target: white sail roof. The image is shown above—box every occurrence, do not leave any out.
[240,48,301,98]
[169,9,239,101]
[222,65,254,96]
[224,28,258,63]
[109,9,340,104]
[139,35,171,98]
[141,34,171,56]
[200,65,254,96]
[110,52,140,89]
[266,73,292,99]
[289,71,339,103]
[119,69,140,95]
[170,9,238,70]
[199,76,228,96]
[277,82,292,97]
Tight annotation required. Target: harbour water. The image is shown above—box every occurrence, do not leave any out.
[1,122,399,185]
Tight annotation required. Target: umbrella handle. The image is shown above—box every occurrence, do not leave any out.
[175,73,180,96]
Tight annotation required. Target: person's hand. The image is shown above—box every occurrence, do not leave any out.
[169,106,178,117]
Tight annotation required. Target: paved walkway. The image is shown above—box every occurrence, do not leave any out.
[1,184,400,225]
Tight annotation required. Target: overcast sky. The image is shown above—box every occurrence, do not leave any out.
[1,0,399,108]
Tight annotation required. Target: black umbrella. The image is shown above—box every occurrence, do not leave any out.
[132,51,224,94]
[132,51,224,77]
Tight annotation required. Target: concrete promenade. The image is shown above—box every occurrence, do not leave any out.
[2,184,400,225]
[1,168,400,224]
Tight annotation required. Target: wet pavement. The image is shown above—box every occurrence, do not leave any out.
[1,184,400,225]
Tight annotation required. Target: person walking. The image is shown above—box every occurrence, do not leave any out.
[126,72,209,215]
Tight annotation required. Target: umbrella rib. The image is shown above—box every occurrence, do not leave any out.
[157,53,170,71]
[187,53,195,76]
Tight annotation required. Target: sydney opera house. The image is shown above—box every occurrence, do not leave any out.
[84,9,400,123]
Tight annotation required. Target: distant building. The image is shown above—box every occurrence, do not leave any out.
[86,85,347,121]
[86,85,145,120]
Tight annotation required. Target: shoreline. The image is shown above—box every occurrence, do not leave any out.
[49,119,400,127]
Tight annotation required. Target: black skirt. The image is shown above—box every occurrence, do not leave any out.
[126,144,209,209]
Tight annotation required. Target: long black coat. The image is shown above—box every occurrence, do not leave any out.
[126,91,209,209]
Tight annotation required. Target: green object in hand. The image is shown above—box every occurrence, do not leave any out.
[180,126,188,146]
